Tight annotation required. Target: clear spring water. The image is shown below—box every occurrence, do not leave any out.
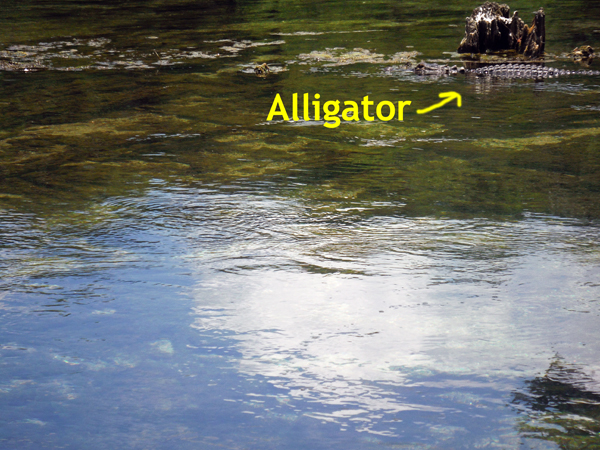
[1,1,600,448]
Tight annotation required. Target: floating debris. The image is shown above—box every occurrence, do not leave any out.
[240,63,286,75]
[254,62,270,75]
[569,45,595,64]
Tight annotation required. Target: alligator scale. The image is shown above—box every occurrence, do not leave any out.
[413,62,600,79]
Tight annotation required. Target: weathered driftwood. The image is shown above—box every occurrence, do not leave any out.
[457,2,545,58]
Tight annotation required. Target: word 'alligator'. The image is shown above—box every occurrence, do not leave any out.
[413,62,600,79]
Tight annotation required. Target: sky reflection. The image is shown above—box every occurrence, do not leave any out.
[186,194,600,437]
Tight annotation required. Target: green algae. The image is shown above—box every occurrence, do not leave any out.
[0,0,599,222]
[1,4,600,450]
[0,113,197,198]
[474,128,600,152]
[2,96,600,220]
[0,37,289,72]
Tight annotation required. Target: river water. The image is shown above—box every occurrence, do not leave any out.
[1,1,600,449]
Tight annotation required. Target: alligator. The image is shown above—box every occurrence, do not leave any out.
[413,61,600,79]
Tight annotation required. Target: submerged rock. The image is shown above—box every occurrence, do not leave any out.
[457,2,545,58]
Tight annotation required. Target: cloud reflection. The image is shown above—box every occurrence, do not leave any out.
[187,196,600,436]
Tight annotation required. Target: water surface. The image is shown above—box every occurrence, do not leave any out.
[1,1,600,449]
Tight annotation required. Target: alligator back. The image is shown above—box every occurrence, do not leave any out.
[413,61,600,79]
[471,64,600,78]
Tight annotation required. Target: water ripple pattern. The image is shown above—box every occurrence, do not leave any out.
[139,186,600,437]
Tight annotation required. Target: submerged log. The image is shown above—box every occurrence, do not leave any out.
[457,2,545,58]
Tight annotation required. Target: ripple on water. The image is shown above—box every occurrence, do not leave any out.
[166,189,600,438]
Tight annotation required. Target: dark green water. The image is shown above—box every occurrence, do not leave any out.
[1,1,600,449]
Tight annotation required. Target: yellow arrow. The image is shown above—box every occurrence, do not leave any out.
[416,91,462,114]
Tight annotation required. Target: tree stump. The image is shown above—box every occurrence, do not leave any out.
[457,2,545,58]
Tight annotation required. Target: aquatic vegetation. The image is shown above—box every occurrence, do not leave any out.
[513,357,600,449]
[0,37,288,72]
[474,127,600,152]
[2,2,600,449]
[217,39,286,54]
[297,48,418,67]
